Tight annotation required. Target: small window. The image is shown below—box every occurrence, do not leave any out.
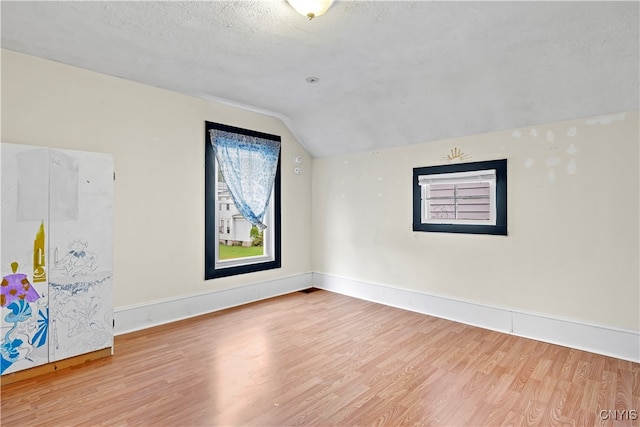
[413,159,507,235]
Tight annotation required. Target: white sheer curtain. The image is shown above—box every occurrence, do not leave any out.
[209,129,280,230]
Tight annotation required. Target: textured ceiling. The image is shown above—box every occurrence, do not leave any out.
[2,1,638,158]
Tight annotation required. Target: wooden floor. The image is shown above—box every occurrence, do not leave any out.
[1,290,638,426]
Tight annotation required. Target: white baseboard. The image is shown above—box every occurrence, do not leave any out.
[313,272,640,363]
[511,312,640,363]
[113,273,313,335]
[113,271,639,362]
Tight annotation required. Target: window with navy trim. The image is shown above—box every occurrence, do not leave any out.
[413,159,507,235]
[205,121,281,279]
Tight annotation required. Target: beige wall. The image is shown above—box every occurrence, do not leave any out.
[1,49,313,307]
[3,49,638,333]
[312,111,639,331]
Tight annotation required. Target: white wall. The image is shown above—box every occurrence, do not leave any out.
[312,111,639,332]
[1,49,313,309]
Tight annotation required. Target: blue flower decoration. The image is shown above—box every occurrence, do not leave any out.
[32,308,49,348]
[5,299,32,324]
[1,354,13,374]
[0,338,24,373]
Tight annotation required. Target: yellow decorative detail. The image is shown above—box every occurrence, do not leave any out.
[446,147,470,162]
[33,221,46,283]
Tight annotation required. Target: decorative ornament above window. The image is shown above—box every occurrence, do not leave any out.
[287,0,334,20]
[444,147,471,162]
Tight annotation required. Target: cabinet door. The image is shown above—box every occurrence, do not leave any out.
[48,148,114,362]
[1,143,51,375]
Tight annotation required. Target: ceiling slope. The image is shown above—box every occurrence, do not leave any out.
[2,1,638,157]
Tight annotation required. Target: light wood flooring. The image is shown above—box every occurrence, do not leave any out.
[1,289,638,426]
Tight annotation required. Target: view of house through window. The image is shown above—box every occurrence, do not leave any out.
[216,163,266,260]
[419,169,496,225]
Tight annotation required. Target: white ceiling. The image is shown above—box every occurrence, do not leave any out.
[2,1,638,158]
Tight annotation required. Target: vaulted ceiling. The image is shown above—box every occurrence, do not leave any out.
[2,1,638,158]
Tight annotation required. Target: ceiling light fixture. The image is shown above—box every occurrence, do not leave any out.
[286,0,334,20]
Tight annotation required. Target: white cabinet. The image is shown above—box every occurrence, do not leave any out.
[1,143,114,375]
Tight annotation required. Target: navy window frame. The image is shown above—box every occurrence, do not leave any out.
[205,121,282,279]
[412,159,507,235]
